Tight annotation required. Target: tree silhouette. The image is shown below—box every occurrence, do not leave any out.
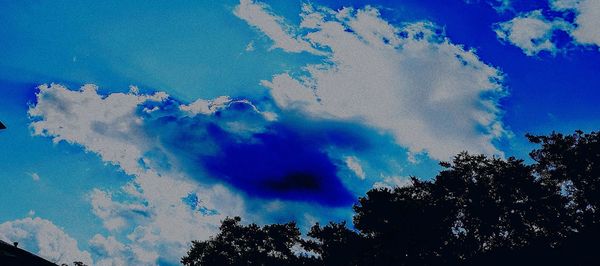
[303,221,364,265]
[181,217,315,266]
[525,131,600,265]
[432,154,570,265]
[352,178,455,265]
[183,130,600,266]
[528,131,600,227]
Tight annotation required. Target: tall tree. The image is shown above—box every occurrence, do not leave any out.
[353,179,454,265]
[528,131,600,227]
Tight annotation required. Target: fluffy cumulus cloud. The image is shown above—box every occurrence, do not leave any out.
[29,84,248,264]
[89,234,141,266]
[0,217,92,265]
[494,10,571,56]
[567,0,600,47]
[242,2,507,160]
[29,84,168,175]
[496,0,600,55]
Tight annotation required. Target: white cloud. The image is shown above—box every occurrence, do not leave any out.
[245,40,255,52]
[28,84,168,175]
[234,0,320,54]
[257,4,507,160]
[179,96,231,116]
[494,10,571,56]
[569,0,600,48]
[27,172,40,181]
[0,217,93,265]
[498,0,600,54]
[122,170,245,262]
[372,175,412,189]
[89,233,172,266]
[29,84,247,264]
[345,156,365,180]
[550,0,580,10]
[89,234,142,266]
[179,96,267,120]
[89,188,149,231]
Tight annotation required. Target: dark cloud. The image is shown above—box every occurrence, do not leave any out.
[201,121,356,206]
[139,99,373,206]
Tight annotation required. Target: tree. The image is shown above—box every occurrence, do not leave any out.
[181,217,315,266]
[431,153,570,265]
[353,179,454,265]
[527,131,600,265]
[303,221,364,265]
[351,153,568,265]
[528,131,600,227]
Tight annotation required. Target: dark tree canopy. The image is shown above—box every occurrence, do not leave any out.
[181,217,315,266]
[183,131,600,266]
[303,221,364,265]
[528,131,600,226]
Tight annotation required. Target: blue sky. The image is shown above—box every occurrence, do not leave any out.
[0,0,599,264]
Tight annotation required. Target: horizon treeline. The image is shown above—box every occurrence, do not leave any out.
[182,130,600,266]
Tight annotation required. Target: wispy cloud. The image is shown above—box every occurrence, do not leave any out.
[345,156,366,180]
[27,172,41,181]
[234,0,320,54]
